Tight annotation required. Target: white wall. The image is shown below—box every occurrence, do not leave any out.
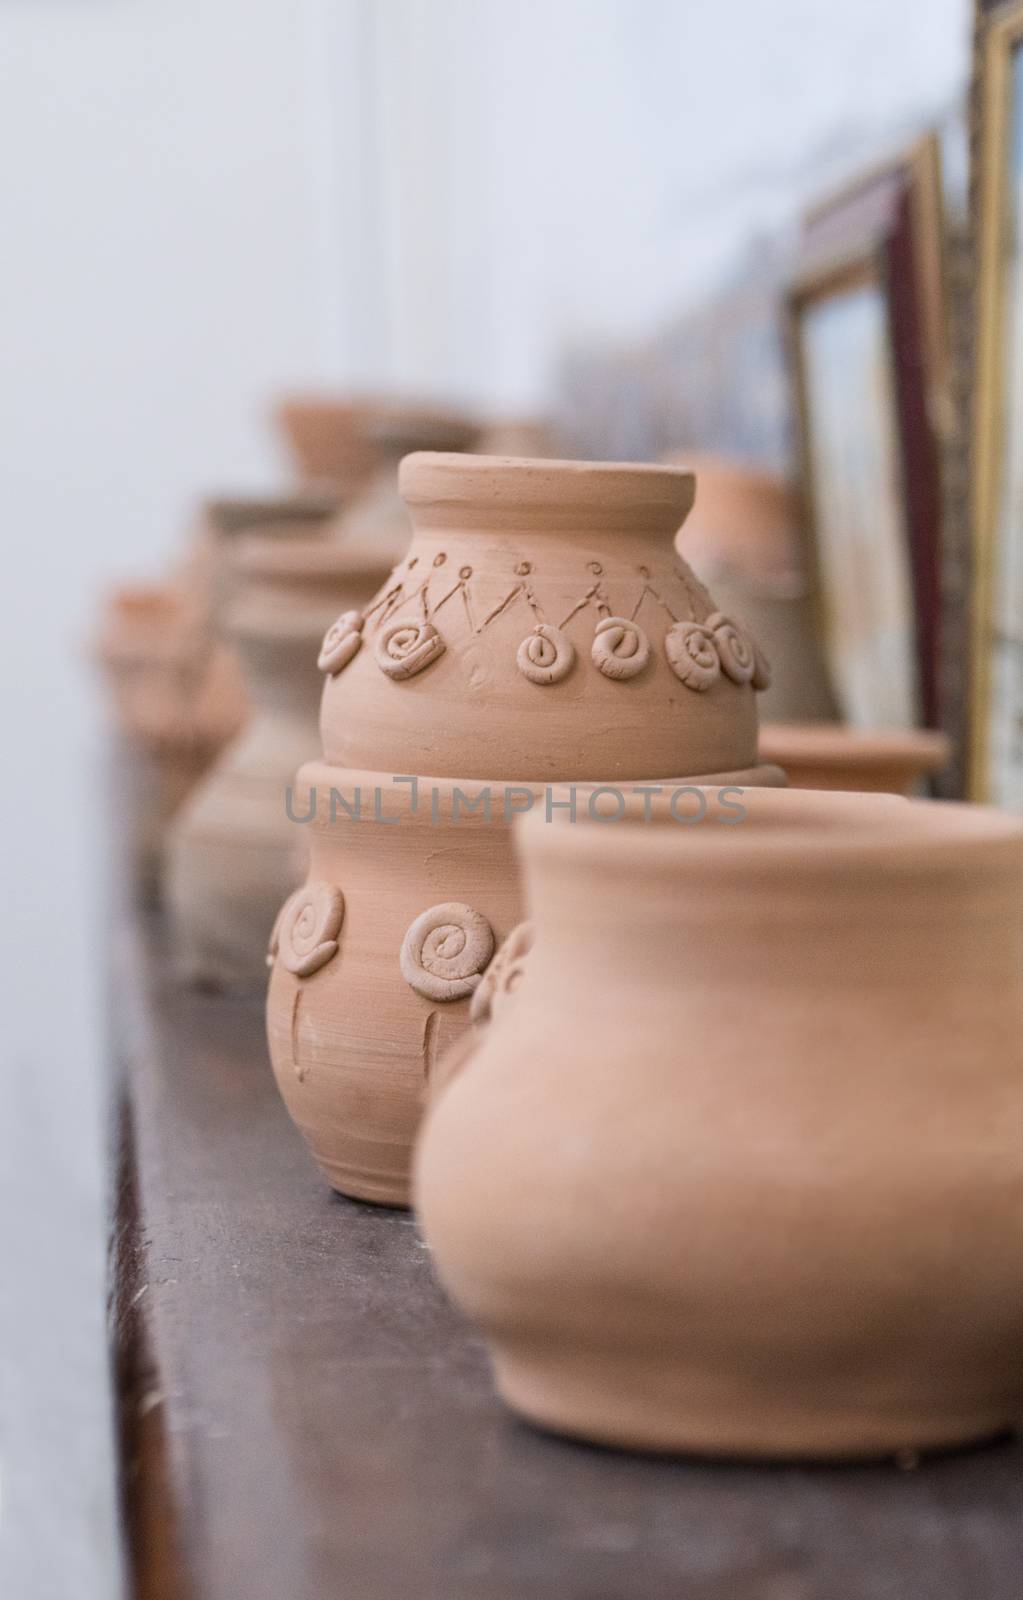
[353,0,968,410]
[0,4,969,1596]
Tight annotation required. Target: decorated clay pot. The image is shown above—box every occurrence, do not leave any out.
[758,724,950,795]
[266,453,782,1205]
[165,536,392,986]
[93,584,246,898]
[415,788,1023,1459]
[669,452,838,724]
[321,453,774,780]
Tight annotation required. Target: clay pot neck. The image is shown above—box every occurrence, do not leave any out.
[400,452,696,541]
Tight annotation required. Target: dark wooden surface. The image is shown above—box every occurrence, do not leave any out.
[113,907,1023,1600]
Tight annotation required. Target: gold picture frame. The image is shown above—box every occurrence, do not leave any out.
[971,2,1023,802]
[788,137,947,734]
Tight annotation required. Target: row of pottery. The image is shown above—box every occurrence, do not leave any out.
[267,453,783,1205]
[166,533,393,985]
[413,786,1023,1460]
[93,584,246,897]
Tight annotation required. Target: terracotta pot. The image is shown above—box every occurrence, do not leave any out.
[165,537,392,986]
[330,410,480,564]
[415,788,1023,1459]
[669,452,838,724]
[321,453,773,781]
[93,585,246,898]
[266,453,782,1205]
[274,396,378,491]
[759,724,950,795]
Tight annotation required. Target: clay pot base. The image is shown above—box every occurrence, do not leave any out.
[492,1352,1016,1463]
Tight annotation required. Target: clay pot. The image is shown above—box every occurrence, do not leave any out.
[183,489,343,623]
[415,788,1023,1459]
[475,418,561,458]
[165,537,392,986]
[94,585,246,898]
[266,453,782,1205]
[330,410,480,564]
[321,453,772,781]
[274,397,378,491]
[670,453,837,724]
[759,724,950,795]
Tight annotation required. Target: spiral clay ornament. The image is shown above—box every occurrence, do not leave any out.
[665,620,722,691]
[516,624,576,685]
[400,902,495,1002]
[317,611,364,675]
[706,611,756,686]
[271,883,345,978]
[591,616,651,681]
[376,619,446,680]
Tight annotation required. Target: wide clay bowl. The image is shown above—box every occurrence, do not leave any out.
[415,787,1023,1459]
[759,723,950,794]
[318,453,775,783]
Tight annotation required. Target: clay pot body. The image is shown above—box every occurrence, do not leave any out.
[94,585,246,897]
[266,454,781,1205]
[671,453,838,724]
[415,790,1023,1459]
[759,724,950,795]
[165,538,391,986]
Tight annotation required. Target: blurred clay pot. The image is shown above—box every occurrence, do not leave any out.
[183,489,343,622]
[669,452,838,724]
[415,788,1023,1459]
[321,453,775,781]
[274,396,378,491]
[474,418,561,458]
[759,724,950,796]
[165,536,391,986]
[266,453,782,1206]
[94,584,246,898]
[330,409,480,564]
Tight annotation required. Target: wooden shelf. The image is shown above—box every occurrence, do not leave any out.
[112,907,1023,1599]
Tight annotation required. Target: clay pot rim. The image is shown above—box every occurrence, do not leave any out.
[399,452,696,534]
[759,723,951,773]
[519,788,1023,874]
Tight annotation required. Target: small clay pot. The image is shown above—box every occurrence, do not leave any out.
[415,788,1023,1459]
[670,453,838,724]
[266,453,782,1205]
[94,585,246,898]
[165,537,392,986]
[330,411,479,563]
[759,723,950,795]
[274,396,379,491]
[474,418,561,458]
[321,453,773,781]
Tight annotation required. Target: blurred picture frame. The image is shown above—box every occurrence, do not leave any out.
[787,136,946,732]
[971,2,1023,804]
